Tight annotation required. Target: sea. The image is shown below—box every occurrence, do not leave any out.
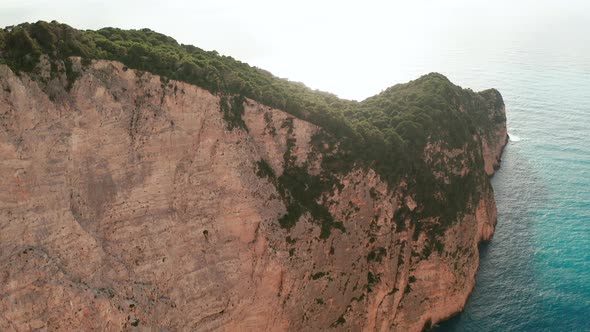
[386,17,590,332]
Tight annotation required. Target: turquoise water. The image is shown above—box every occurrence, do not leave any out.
[417,26,590,332]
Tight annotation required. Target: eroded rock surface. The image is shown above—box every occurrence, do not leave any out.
[0,59,506,331]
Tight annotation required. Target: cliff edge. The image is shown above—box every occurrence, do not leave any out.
[0,22,507,331]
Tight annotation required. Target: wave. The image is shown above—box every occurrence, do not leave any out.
[509,133,522,142]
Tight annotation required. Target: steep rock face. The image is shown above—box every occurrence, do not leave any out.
[479,97,508,176]
[0,59,506,331]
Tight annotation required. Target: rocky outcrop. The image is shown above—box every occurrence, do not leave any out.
[0,59,506,331]
[481,94,509,176]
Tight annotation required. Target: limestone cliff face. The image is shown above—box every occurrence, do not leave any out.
[0,59,506,331]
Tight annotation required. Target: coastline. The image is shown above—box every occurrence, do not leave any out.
[428,130,509,331]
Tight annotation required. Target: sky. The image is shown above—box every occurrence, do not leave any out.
[1,0,589,100]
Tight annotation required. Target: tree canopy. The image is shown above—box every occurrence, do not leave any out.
[0,21,506,240]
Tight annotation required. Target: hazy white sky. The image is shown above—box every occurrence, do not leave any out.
[1,0,589,100]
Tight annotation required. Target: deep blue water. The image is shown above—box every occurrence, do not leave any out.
[398,28,590,332]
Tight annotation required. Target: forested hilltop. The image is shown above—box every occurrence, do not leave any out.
[0,21,505,240]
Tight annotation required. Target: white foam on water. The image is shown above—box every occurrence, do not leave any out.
[509,133,522,142]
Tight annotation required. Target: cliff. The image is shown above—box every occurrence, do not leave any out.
[0,22,507,331]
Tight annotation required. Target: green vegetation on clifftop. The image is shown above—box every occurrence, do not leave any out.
[0,21,505,241]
